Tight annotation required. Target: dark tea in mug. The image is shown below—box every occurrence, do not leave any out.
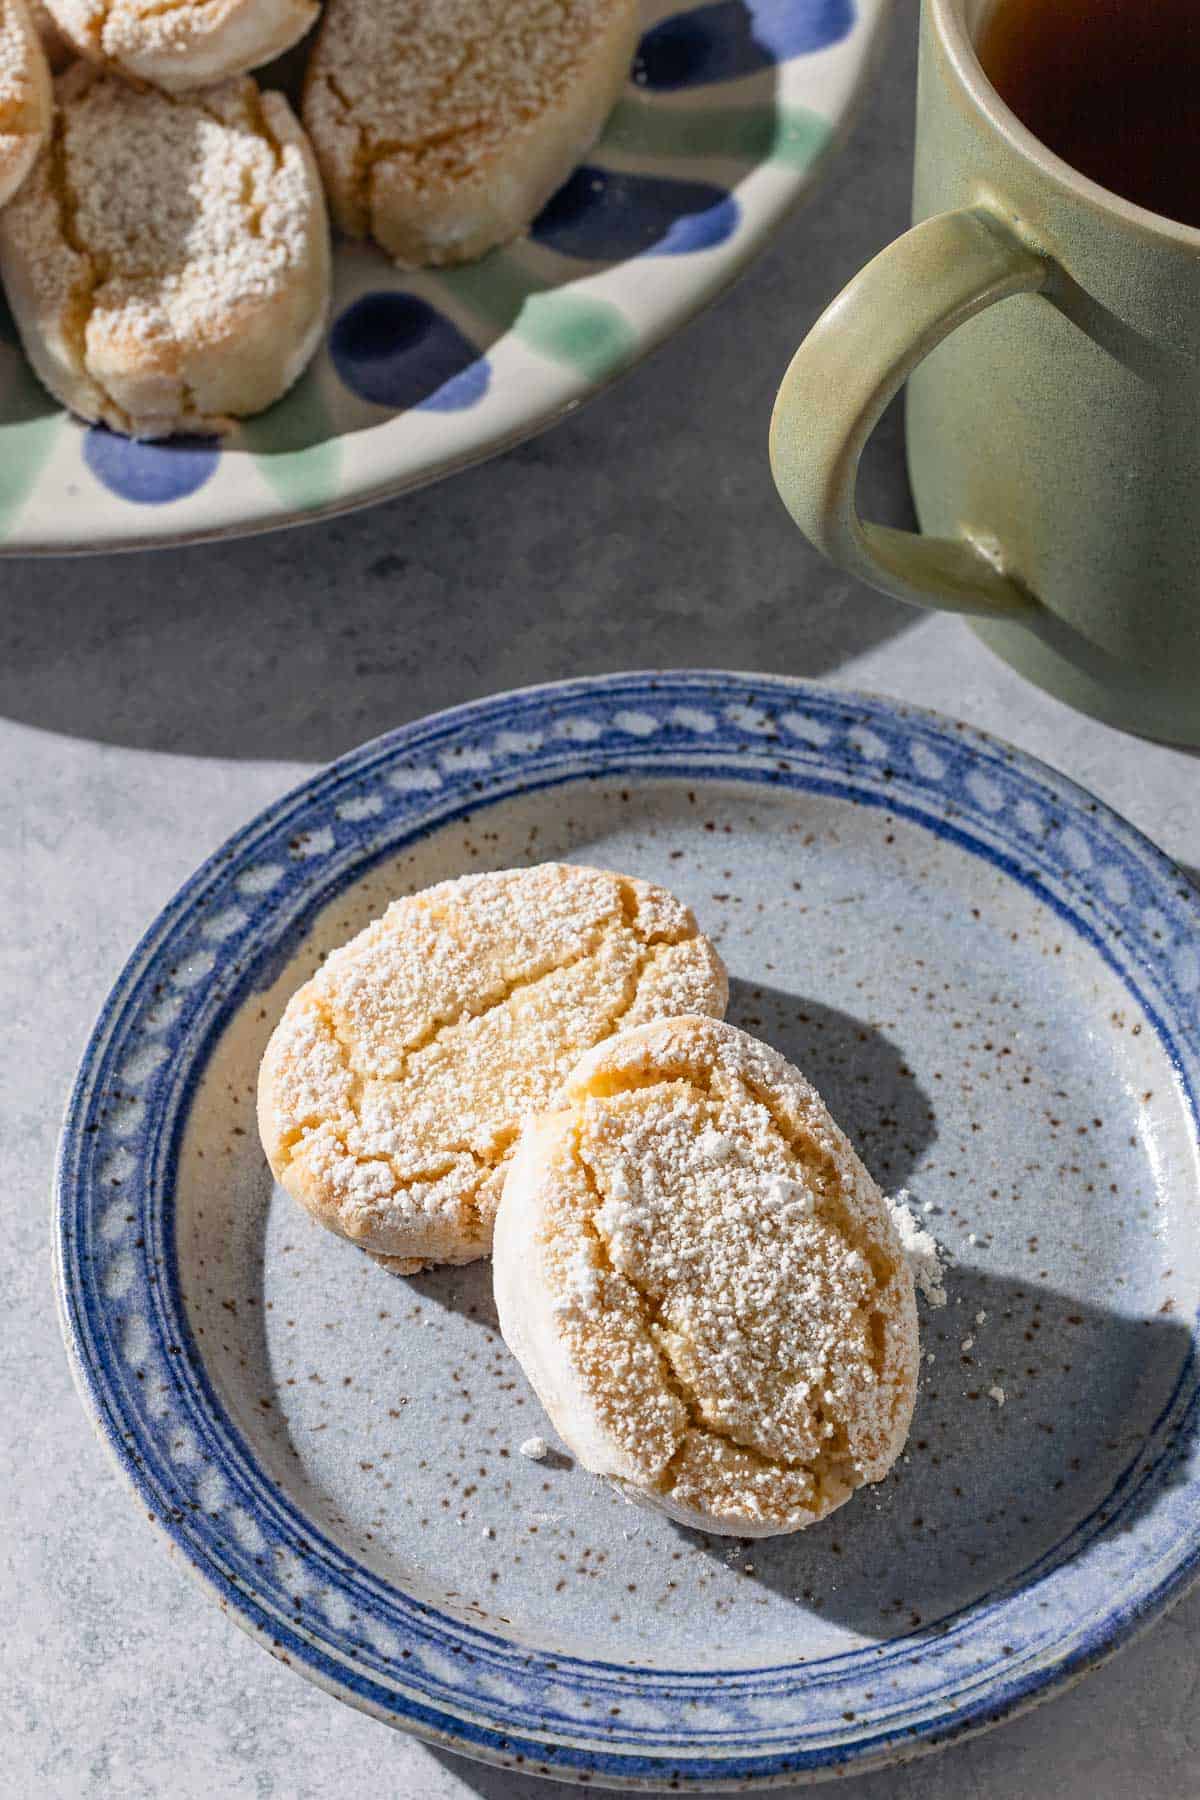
[978,0,1200,228]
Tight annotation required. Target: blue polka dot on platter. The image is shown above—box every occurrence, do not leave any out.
[330,294,491,412]
[636,0,855,89]
[83,427,220,505]
[532,166,739,260]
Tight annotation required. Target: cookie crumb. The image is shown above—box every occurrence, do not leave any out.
[886,1190,947,1307]
[988,1386,1006,1406]
[519,1436,550,1461]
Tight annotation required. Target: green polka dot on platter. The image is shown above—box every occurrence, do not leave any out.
[0,0,879,552]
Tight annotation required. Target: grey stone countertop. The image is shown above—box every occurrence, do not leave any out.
[3,2,1198,1794]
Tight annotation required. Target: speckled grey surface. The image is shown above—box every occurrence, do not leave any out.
[5,1,1200,1794]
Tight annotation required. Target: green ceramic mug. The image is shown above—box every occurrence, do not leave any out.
[769,0,1200,745]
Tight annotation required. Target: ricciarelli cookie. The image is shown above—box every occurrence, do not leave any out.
[303,0,640,266]
[43,0,317,92]
[258,865,728,1273]
[0,0,51,208]
[0,69,330,437]
[494,1016,919,1537]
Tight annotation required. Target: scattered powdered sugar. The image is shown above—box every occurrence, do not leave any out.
[519,1436,550,1461]
[886,1189,948,1308]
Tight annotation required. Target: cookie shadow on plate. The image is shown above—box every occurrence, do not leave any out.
[673,983,1197,1640]
[726,978,939,1194]
[187,982,936,1550]
[172,999,1194,1661]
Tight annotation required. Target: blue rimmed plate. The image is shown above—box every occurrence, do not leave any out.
[0,0,884,552]
[56,672,1200,1787]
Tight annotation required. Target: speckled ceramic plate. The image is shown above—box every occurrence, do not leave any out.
[0,1,883,554]
[56,673,1200,1788]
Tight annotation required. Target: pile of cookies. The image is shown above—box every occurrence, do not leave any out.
[0,0,641,437]
[258,864,920,1538]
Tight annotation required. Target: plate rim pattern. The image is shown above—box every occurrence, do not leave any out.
[55,671,1200,1787]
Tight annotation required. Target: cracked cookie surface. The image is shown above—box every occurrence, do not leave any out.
[302,0,640,266]
[44,0,317,92]
[257,865,728,1273]
[0,0,51,206]
[494,1016,919,1536]
[0,66,330,437]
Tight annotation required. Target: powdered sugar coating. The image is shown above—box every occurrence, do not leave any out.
[0,0,50,207]
[494,1017,919,1536]
[303,0,640,265]
[44,0,317,91]
[0,68,330,437]
[258,865,728,1272]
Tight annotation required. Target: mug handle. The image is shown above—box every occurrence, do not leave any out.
[769,207,1048,618]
